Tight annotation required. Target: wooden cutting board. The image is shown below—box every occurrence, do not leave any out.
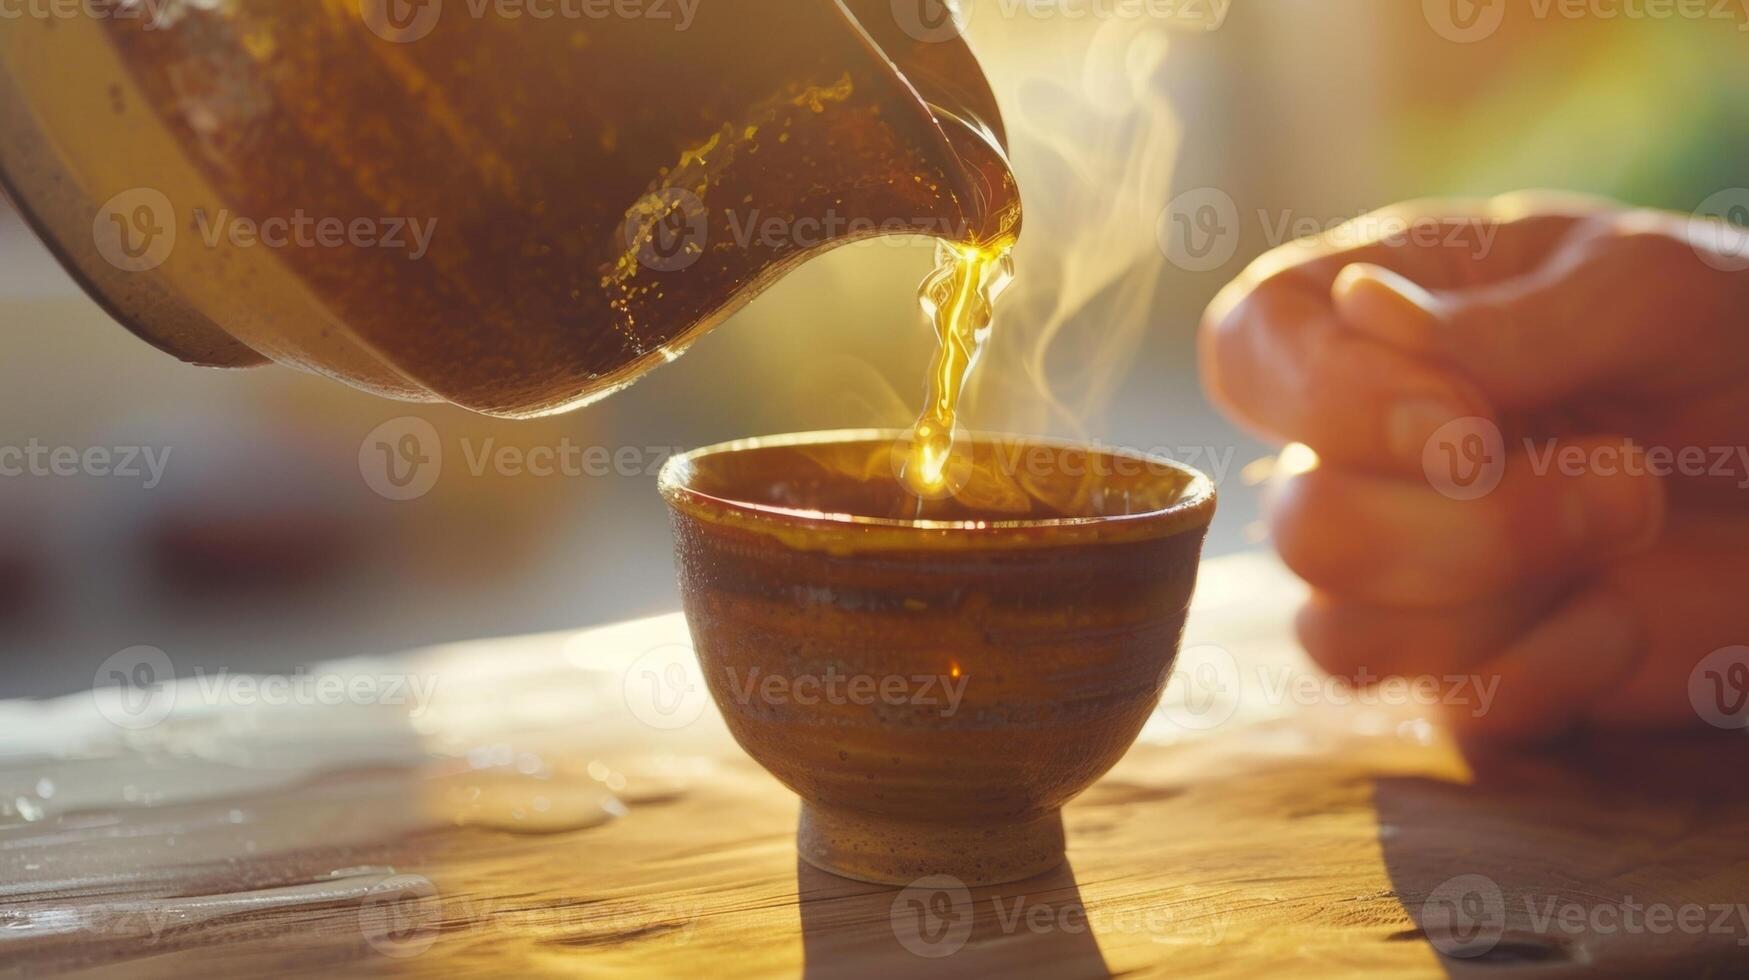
[4,552,1747,978]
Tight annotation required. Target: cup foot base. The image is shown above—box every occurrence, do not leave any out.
[797,804,1065,886]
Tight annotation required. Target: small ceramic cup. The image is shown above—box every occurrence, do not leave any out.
[659,430,1215,886]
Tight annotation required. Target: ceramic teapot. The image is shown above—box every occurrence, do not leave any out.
[0,0,1018,416]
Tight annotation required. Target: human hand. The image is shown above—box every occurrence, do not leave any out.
[1200,192,1749,740]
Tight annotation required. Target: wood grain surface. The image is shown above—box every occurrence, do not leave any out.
[4,552,1748,978]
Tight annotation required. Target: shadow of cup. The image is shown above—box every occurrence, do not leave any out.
[660,430,1216,885]
[795,856,1111,977]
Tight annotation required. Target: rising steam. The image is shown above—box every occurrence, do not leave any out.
[961,15,1182,440]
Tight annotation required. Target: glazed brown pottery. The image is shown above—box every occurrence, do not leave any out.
[659,430,1216,885]
[0,2,1015,416]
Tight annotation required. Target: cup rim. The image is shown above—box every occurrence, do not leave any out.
[658,428,1216,545]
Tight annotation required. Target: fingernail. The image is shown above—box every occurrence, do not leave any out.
[1388,397,1466,467]
[1337,263,1440,311]
[1333,264,1443,347]
[1561,471,1664,555]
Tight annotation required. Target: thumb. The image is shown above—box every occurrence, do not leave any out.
[1330,245,1659,413]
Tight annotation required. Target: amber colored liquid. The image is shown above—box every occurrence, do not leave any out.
[893,97,1021,499]
[900,238,1016,498]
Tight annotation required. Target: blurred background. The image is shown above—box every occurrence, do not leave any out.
[4,0,1748,697]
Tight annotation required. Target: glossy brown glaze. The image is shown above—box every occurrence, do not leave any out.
[661,431,1215,885]
[0,2,1018,416]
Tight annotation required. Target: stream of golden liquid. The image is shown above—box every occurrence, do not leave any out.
[901,237,1016,498]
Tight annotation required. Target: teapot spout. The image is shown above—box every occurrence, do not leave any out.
[836,0,1022,245]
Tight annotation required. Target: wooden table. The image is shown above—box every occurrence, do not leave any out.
[4,552,1748,978]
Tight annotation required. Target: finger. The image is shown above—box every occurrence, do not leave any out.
[1332,214,1749,412]
[1328,263,1443,351]
[1200,195,1603,473]
[1267,436,1666,608]
[1201,276,1494,475]
[1449,584,1647,742]
[1586,512,1749,729]
[1295,586,1564,682]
